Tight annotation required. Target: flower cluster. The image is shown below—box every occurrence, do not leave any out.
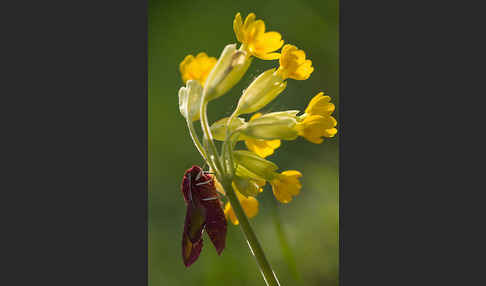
[178,12,337,233]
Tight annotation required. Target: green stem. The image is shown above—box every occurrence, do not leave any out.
[222,177,281,286]
[223,111,238,175]
[186,120,208,162]
[199,98,224,180]
[199,84,278,285]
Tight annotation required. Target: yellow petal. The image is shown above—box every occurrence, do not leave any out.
[252,20,266,39]
[224,202,238,225]
[245,138,281,158]
[323,127,338,138]
[277,44,313,80]
[224,191,259,225]
[261,32,284,51]
[256,52,281,60]
[179,52,217,86]
[236,13,283,61]
[179,55,195,83]
[243,13,256,35]
[305,92,335,116]
[233,13,243,42]
[250,113,262,120]
[291,60,314,80]
[279,44,298,67]
[245,113,282,157]
[266,139,281,149]
[296,115,337,144]
[271,170,302,203]
[213,176,226,195]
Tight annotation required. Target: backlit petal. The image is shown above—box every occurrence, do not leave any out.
[271,170,302,203]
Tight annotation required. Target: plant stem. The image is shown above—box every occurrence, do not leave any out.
[222,177,281,286]
[198,85,278,285]
[199,96,224,179]
[186,120,208,162]
[222,111,238,176]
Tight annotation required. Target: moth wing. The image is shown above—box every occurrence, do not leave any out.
[182,203,205,267]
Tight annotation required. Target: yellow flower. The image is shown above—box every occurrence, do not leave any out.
[296,93,337,143]
[233,12,284,60]
[179,52,217,86]
[276,44,314,80]
[245,113,281,158]
[224,191,259,225]
[296,115,337,144]
[270,170,303,203]
[305,92,335,116]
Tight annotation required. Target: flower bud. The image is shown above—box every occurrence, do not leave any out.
[234,68,287,115]
[178,80,203,121]
[235,163,266,182]
[233,150,278,181]
[240,111,300,141]
[232,176,261,197]
[210,116,246,141]
[204,44,252,101]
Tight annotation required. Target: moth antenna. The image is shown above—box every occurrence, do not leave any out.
[201,196,219,201]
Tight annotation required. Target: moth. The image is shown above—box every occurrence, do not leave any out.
[181,165,227,267]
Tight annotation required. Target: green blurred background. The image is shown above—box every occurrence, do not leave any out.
[149,0,338,285]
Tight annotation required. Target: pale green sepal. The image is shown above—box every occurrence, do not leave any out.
[263,110,300,118]
[235,164,266,181]
[178,80,203,121]
[240,112,299,141]
[234,68,287,115]
[232,176,260,197]
[210,116,247,141]
[178,86,187,118]
[204,44,252,101]
[234,150,279,181]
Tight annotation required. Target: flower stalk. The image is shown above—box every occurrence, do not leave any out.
[199,90,224,180]
[186,119,207,162]
[221,176,281,286]
[199,86,280,285]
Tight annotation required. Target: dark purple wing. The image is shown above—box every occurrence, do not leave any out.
[182,231,203,267]
[199,178,227,255]
[181,165,227,264]
[203,199,227,255]
[182,202,206,267]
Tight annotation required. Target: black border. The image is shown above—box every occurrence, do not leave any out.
[3,0,148,284]
[339,0,466,285]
